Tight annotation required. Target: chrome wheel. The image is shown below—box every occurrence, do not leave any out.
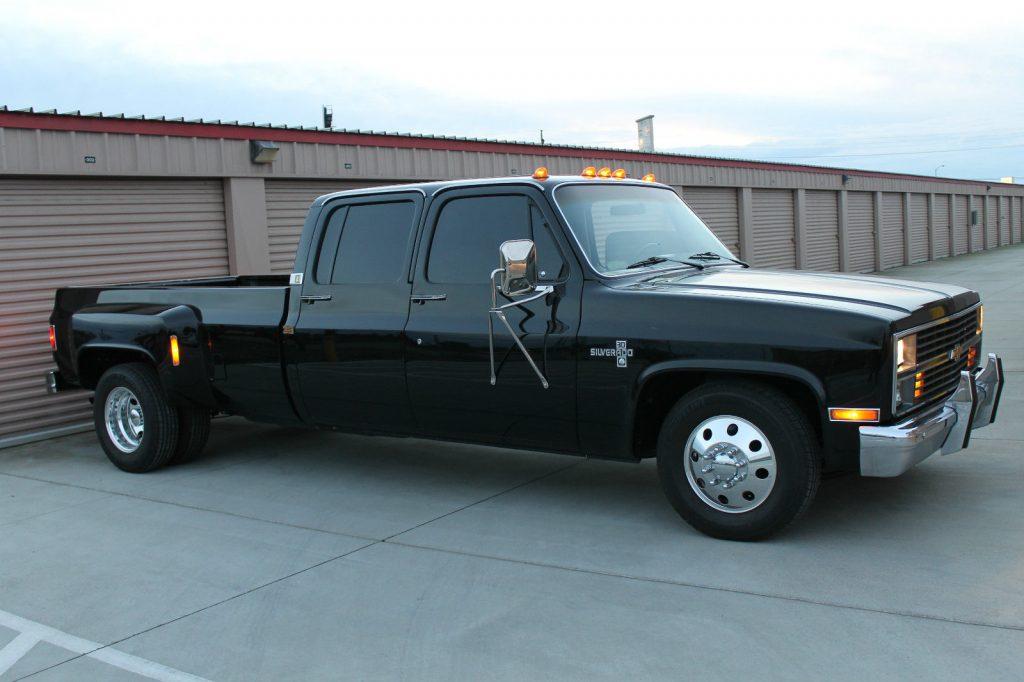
[104,387,144,453]
[684,415,776,513]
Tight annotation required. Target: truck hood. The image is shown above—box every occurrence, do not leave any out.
[637,267,978,324]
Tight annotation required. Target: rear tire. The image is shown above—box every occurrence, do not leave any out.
[93,363,178,473]
[171,405,211,464]
[656,380,820,541]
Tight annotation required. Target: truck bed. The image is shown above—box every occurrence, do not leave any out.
[52,275,297,424]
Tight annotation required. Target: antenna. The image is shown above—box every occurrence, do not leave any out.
[322,105,333,129]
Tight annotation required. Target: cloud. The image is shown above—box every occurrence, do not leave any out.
[2,0,1021,178]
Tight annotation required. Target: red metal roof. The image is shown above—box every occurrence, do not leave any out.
[0,107,1014,188]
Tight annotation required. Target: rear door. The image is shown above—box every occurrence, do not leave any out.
[404,186,582,453]
[289,192,422,433]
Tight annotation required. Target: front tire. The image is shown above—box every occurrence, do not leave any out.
[657,380,820,540]
[93,363,179,473]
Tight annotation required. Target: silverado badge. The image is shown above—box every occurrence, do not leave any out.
[591,340,634,368]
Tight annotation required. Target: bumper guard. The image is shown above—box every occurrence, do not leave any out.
[859,353,1004,477]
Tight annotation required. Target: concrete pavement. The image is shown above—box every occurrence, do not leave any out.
[2,245,1023,680]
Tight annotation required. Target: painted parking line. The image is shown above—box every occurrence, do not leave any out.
[0,608,208,681]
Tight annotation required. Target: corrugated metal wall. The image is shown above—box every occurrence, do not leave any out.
[751,189,796,269]
[909,194,928,263]
[265,180,377,274]
[804,190,839,271]
[680,187,739,255]
[847,192,876,273]
[881,193,905,269]
[953,195,968,255]
[933,194,950,258]
[0,178,229,447]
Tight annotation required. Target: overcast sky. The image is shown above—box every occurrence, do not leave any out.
[2,0,1022,180]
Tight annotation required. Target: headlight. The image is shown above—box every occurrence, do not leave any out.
[896,334,917,374]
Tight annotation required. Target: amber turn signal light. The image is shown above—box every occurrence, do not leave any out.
[532,166,549,180]
[169,335,181,366]
[641,173,657,183]
[597,167,612,178]
[48,325,56,351]
[611,168,627,179]
[828,407,880,423]
[581,166,597,178]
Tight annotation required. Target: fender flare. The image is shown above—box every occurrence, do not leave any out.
[71,303,217,408]
[633,359,827,407]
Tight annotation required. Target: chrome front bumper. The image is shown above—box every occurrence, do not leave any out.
[859,353,1004,477]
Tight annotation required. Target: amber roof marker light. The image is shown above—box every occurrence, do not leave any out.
[612,168,627,179]
[641,172,657,183]
[532,166,549,180]
[581,166,597,178]
[597,167,612,178]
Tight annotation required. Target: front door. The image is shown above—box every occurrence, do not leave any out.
[405,186,581,453]
[289,192,422,433]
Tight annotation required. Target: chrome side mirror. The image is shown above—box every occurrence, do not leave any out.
[498,239,538,297]
[488,238,552,390]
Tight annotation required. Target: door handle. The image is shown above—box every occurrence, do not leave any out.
[410,294,447,304]
[300,295,333,304]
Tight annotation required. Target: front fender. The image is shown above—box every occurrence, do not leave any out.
[71,303,216,408]
[634,359,827,406]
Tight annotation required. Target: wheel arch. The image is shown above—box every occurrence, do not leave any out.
[631,361,828,463]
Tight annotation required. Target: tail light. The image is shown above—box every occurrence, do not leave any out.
[48,325,56,351]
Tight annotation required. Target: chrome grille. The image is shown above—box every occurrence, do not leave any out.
[906,306,981,412]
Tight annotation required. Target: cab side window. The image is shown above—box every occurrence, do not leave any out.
[315,201,416,284]
[427,195,566,284]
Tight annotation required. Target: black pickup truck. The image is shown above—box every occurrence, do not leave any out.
[47,169,1004,540]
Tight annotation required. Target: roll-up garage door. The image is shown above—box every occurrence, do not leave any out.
[998,196,1010,246]
[908,194,928,263]
[953,195,968,255]
[880,193,904,270]
[751,189,795,269]
[984,196,997,249]
[265,180,381,274]
[680,187,739,256]
[1011,196,1019,244]
[847,192,875,272]
[933,195,950,258]
[970,196,984,252]
[804,191,839,271]
[0,178,229,448]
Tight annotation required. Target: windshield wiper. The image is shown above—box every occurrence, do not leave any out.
[686,251,749,268]
[625,255,703,270]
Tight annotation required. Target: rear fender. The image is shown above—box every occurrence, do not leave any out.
[72,303,216,408]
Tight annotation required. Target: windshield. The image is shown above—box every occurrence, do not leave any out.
[553,184,733,275]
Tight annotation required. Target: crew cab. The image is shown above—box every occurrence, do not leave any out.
[47,168,1004,540]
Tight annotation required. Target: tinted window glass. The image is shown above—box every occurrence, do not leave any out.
[428,196,530,283]
[321,201,416,284]
[529,203,567,281]
[314,208,346,284]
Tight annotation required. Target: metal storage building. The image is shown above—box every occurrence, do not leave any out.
[1,107,1022,448]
